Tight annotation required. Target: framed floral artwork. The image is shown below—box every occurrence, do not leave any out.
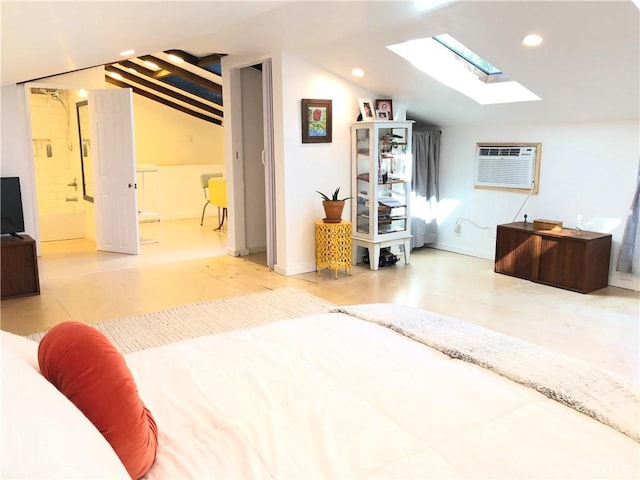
[301,99,332,143]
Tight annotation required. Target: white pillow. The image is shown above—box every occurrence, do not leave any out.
[1,345,130,479]
[1,330,39,368]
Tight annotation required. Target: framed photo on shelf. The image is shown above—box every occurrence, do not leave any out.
[376,110,390,120]
[358,98,376,121]
[301,99,332,143]
[375,99,393,119]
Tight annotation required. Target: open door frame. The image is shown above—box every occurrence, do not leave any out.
[224,57,277,268]
[23,83,139,256]
[262,59,276,269]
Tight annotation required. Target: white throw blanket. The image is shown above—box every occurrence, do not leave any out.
[334,304,640,442]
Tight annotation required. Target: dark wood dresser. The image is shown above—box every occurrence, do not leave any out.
[1,235,40,299]
[495,222,611,294]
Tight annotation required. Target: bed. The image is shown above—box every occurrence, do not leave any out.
[2,304,639,479]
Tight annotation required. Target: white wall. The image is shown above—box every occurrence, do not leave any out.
[1,84,34,235]
[129,89,225,222]
[150,164,224,221]
[277,53,380,275]
[131,92,224,167]
[435,120,640,289]
[222,52,379,274]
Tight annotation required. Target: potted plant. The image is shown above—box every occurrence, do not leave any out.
[317,187,351,223]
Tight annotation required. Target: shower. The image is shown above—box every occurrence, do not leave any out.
[30,87,65,104]
[29,86,86,241]
[30,88,73,151]
[30,87,60,96]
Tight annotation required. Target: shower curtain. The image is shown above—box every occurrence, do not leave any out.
[411,130,441,249]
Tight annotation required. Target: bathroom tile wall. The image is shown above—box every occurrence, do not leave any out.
[30,92,82,214]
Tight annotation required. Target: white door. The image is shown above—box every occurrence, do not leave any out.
[88,89,139,254]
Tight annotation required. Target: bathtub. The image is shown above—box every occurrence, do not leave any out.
[39,209,87,242]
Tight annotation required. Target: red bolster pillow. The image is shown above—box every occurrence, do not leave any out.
[38,321,158,479]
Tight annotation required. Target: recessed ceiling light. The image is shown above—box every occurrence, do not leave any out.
[522,34,543,47]
[352,68,364,77]
[78,89,88,98]
[120,49,135,57]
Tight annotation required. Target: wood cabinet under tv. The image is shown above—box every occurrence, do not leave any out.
[1,235,40,299]
[495,222,612,294]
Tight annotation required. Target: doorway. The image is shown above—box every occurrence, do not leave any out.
[231,60,276,268]
[27,86,88,243]
[27,86,141,255]
[27,83,224,261]
[239,65,266,262]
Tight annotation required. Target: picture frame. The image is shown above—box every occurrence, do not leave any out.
[376,110,390,120]
[301,99,332,143]
[375,99,393,119]
[358,98,376,121]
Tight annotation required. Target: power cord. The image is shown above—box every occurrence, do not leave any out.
[454,217,489,234]
[512,181,536,222]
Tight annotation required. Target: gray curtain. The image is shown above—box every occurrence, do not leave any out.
[616,164,640,274]
[411,130,441,249]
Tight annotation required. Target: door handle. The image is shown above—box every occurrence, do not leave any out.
[261,150,265,166]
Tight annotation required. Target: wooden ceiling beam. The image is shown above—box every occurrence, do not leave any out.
[139,55,222,94]
[106,65,223,117]
[105,76,222,126]
[197,53,226,67]
[163,50,225,68]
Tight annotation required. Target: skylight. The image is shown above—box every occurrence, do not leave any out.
[433,34,502,75]
[387,35,541,105]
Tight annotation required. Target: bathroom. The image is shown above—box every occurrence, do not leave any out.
[29,87,87,242]
[26,77,226,249]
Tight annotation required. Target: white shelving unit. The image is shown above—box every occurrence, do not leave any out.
[136,164,162,244]
[351,121,413,270]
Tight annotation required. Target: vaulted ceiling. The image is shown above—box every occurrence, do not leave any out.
[2,1,638,128]
[104,50,225,126]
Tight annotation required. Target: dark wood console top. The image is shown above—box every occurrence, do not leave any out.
[498,222,611,241]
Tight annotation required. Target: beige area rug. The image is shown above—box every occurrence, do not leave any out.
[26,287,335,354]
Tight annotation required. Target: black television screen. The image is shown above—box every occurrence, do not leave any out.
[1,177,26,236]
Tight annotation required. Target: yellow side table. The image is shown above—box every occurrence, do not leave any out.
[315,220,352,279]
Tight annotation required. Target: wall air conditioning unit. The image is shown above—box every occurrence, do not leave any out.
[474,143,541,193]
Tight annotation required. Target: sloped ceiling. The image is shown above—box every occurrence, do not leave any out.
[2,1,638,128]
[104,50,225,125]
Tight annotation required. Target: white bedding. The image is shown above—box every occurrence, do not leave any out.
[126,313,640,479]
